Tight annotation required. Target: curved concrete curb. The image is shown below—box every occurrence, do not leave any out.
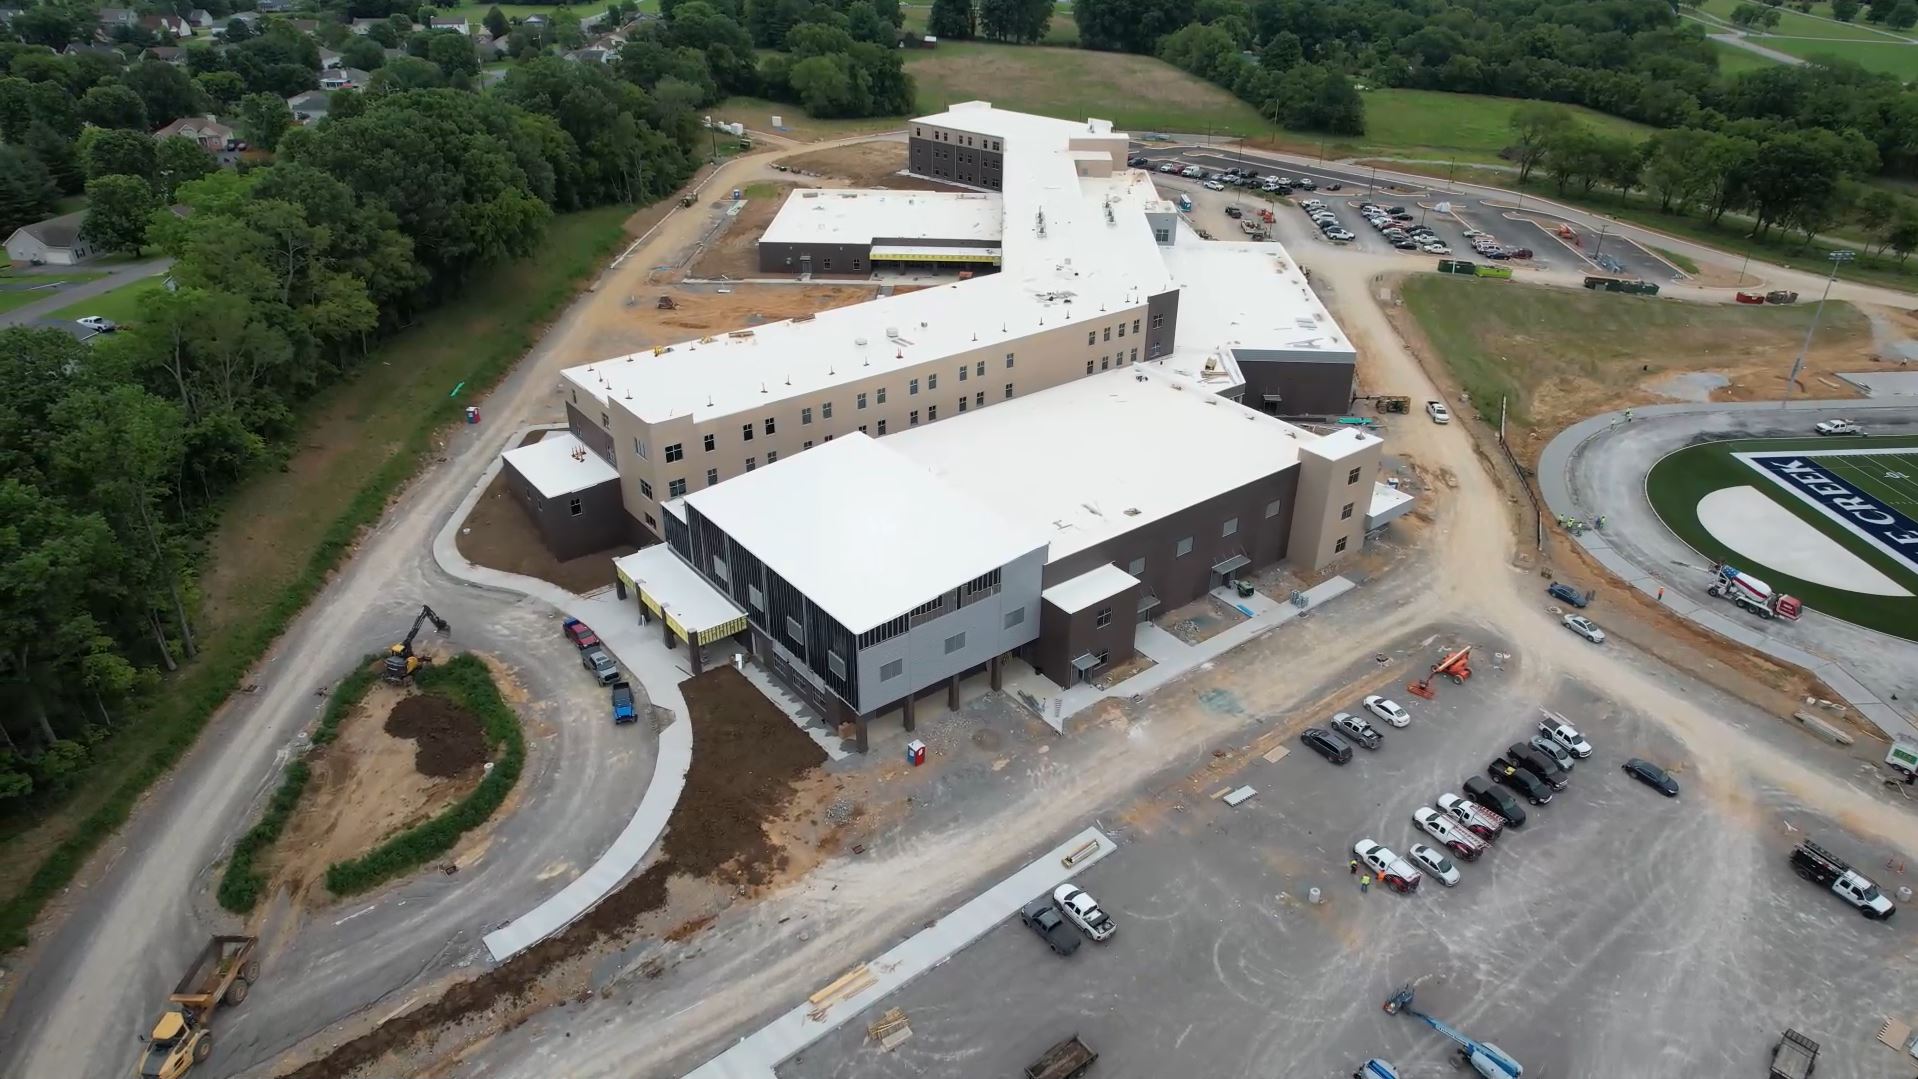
[430,428,695,962]
[1538,398,1918,740]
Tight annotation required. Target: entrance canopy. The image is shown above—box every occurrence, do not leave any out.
[1211,554,1250,575]
[614,546,747,645]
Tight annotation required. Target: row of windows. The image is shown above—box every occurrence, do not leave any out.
[915,127,1001,152]
[1087,351,1137,374]
[1088,319,1141,346]
[874,605,1027,683]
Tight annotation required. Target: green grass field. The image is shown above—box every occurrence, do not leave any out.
[899,4,1078,43]
[1711,39,1783,74]
[1697,0,1912,39]
[433,0,635,24]
[0,272,110,315]
[1763,37,1918,78]
[1646,436,1918,642]
[46,277,166,327]
[1345,89,1651,162]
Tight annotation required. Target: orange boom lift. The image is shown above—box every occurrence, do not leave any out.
[1407,646,1472,700]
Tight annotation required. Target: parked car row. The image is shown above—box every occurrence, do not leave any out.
[1459,226,1533,261]
[1021,883,1117,956]
[1298,198,1354,242]
[1351,715,1605,894]
[1301,694,1412,763]
[1358,203,1452,255]
[1142,158,1333,195]
[562,617,637,723]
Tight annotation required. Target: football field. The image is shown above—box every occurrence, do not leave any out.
[1646,436,1918,642]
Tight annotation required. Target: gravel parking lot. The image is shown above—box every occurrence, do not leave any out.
[780,645,1918,1079]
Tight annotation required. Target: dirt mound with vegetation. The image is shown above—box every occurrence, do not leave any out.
[383,695,488,778]
[279,665,825,1079]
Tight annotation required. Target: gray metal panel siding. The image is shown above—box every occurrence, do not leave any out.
[855,547,1042,711]
[565,400,615,464]
[1231,351,1357,416]
[1145,289,1179,360]
[758,241,874,274]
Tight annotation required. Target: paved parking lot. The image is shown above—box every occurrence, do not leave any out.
[780,644,1918,1079]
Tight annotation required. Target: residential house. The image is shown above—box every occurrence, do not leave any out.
[64,42,121,59]
[523,13,549,26]
[187,8,214,29]
[425,15,470,33]
[287,18,320,33]
[5,212,98,266]
[154,114,235,151]
[565,47,613,64]
[317,46,343,69]
[255,0,293,12]
[319,67,370,89]
[96,7,138,28]
[348,17,384,34]
[286,90,331,125]
[144,45,188,64]
[139,12,194,36]
[210,12,259,35]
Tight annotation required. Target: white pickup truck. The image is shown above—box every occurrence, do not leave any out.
[1814,419,1862,436]
[1426,400,1451,424]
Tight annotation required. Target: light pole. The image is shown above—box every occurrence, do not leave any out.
[1592,222,1610,265]
[1369,163,1378,194]
[1737,250,1753,286]
[1784,250,1854,404]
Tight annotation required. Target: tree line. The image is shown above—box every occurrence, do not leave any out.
[0,46,707,808]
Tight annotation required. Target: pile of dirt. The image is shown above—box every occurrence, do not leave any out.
[384,695,489,778]
[279,666,825,1079]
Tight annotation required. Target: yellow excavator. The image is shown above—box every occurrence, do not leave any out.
[384,604,450,683]
[136,935,259,1079]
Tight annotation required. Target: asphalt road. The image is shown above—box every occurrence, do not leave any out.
[0,257,173,328]
[781,645,1918,1079]
[1134,145,1683,285]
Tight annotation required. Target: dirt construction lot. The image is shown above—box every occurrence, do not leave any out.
[782,631,1918,1079]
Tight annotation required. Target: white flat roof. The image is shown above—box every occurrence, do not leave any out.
[502,431,618,498]
[760,189,1001,247]
[682,433,1044,633]
[1308,427,1381,461]
[888,366,1317,559]
[1368,482,1415,527]
[1158,231,1352,359]
[1042,563,1139,613]
[614,544,744,633]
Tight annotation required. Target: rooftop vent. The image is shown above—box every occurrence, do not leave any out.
[1123,507,1141,516]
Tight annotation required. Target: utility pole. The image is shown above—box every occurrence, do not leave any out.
[1784,250,1854,405]
[1592,222,1610,264]
[1738,250,1753,286]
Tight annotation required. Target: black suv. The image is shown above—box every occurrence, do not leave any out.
[1489,756,1554,805]
[1020,898,1081,955]
[1505,744,1570,790]
[1463,776,1526,827]
[1301,726,1354,764]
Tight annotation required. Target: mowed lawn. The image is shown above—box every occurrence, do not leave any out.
[1696,0,1913,39]
[0,271,109,314]
[1711,39,1783,74]
[1763,37,1918,78]
[1646,436,1918,642]
[1343,89,1651,163]
[1398,276,1868,428]
[47,276,166,326]
[906,43,1269,134]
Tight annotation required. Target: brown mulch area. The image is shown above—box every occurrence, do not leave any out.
[279,666,825,1079]
[384,696,489,778]
[455,430,634,595]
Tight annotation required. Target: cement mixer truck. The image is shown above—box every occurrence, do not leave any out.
[1707,564,1802,621]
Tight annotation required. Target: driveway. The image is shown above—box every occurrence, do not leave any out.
[0,257,172,327]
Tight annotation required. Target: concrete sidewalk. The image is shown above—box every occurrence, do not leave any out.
[684,826,1118,1079]
[432,429,698,962]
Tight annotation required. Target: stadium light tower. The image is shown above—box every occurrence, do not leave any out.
[1784,249,1855,405]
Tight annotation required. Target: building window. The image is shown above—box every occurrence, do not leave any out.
[975,361,985,376]
[959,398,968,413]
[712,556,729,582]
[1127,556,1145,575]
[634,438,648,459]
[1150,313,1163,329]
[764,417,775,435]
[974,391,984,407]
[785,615,803,641]
[881,658,903,681]
[1335,536,1349,553]
[601,412,609,427]
[1341,502,1355,520]
[1133,318,1142,333]
[852,259,862,271]
[1348,466,1362,484]
[928,373,937,389]
[910,410,920,426]
[1086,360,1094,374]
[640,479,654,499]
[878,419,888,434]
[1004,607,1025,629]
[1264,498,1282,518]
[1130,348,1138,363]
[959,365,968,381]
[746,456,757,471]
[1222,517,1238,537]
[858,392,868,409]
[766,450,778,464]
[569,497,582,516]
[1006,352,1015,368]
[928,405,938,421]
[748,584,764,610]
[802,407,813,425]
[1103,327,1111,342]
[1095,605,1112,628]
[822,258,831,270]
[1094,648,1110,668]
[704,433,716,452]
[822,400,833,419]
[1176,536,1193,557]
[741,423,753,442]
[804,439,814,449]
[877,387,887,404]
[668,478,686,497]
[664,442,682,462]
[944,631,967,654]
[706,467,719,486]
[1154,228,1170,242]
[1100,357,1109,371]
[909,378,919,396]
[1087,331,1096,345]
[1117,323,1125,338]
[1005,382,1014,399]
[827,651,847,679]
[644,512,655,529]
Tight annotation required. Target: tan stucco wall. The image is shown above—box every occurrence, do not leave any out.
[1286,436,1381,571]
